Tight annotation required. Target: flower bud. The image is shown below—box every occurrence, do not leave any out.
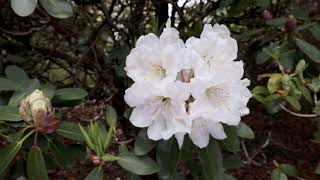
[285,15,297,32]
[19,90,57,133]
[262,10,273,21]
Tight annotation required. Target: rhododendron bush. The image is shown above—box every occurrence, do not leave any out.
[1,0,320,179]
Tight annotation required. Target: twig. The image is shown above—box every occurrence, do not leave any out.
[279,104,317,118]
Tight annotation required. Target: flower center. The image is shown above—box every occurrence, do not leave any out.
[205,86,231,111]
[152,64,166,79]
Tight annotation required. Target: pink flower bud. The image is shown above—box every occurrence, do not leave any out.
[262,10,273,21]
[286,15,297,32]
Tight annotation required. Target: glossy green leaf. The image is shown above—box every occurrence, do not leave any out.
[295,38,320,64]
[266,17,287,26]
[308,78,320,93]
[156,139,180,178]
[267,74,283,93]
[39,0,73,18]
[40,83,56,99]
[101,154,122,162]
[223,156,244,169]
[198,138,224,180]
[294,60,306,75]
[27,146,49,180]
[11,0,37,17]
[134,129,155,156]
[105,104,117,127]
[52,88,88,107]
[293,78,311,102]
[0,142,22,175]
[256,50,270,64]
[279,164,299,177]
[285,96,301,111]
[49,141,86,168]
[236,122,254,139]
[0,78,18,91]
[310,24,320,41]
[117,153,159,175]
[5,65,29,83]
[223,126,240,152]
[56,122,85,141]
[8,79,40,107]
[84,167,104,180]
[271,168,288,180]
[0,106,21,121]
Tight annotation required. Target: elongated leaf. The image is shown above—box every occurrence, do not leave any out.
[56,122,84,141]
[0,142,22,175]
[11,0,38,17]
[117,153,159,175]
[310,24,320,41]
[198,138,224,180]
[134,129,155,156]
[0,106,21,121]
[0,78,19,91]
[272,168,288,180]
[101,154,121,162]
[266,17,287,26]
[5,65,29,83]
[85,167,103,180]
[39,0,73,18]
[8,79,40,107]
[295,38,320,63]
[40,83,56,99]
[237,122,254,139]
[222,126,240,152]
[52,88,88,106]
[156,139,180,178]
[285,96,301,111]
[268,74,283,93]
[27,146,48,180]
[279,164,299,177]
[223,156,244,169]
[105,104,117,127]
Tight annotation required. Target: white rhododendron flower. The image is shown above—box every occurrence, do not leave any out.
[124,82,191,140]
[124,20,251,148]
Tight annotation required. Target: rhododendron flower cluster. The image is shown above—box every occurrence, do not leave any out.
[124,21,251,148]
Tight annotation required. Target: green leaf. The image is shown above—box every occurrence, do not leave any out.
[285,96,301,111]
[0,142,22,175]
[198,138,224,180]
[294,60,306,75]
[256,50,270,64]
[223,156,244,169]
[271,168,288,180]
[255,0,270,7]
[27,146,49,180]
[40,83,56,99]
[223,126,240,152]
[49,141,86,168]
[5,65,29,83]
[134,129,155,156]
[308,78,320,93]
[310,24,320,41]
[266,17,287,26]
[11,0,37,17]
[0,106,21,121]
[105,104,117,127]
[156,139,180,178]
[236,122,254,139]
[315,162,320,175]
[8,79,40,107]
[56,122,85,141]
[52,88,88,106]
[268,74,283,93]
[0,78,19,91]
[295,38,320,64]
[117,153,159,175]
[39,0,73,18]
[84,167,104,180]
[279,164,299,177]
[101,154,122,161]
[293,78,311,102]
